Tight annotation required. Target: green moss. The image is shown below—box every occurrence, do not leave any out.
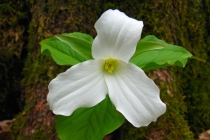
[15,126,59,140]
[166,0,210,137]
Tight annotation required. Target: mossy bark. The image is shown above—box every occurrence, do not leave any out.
[0,0,209,140]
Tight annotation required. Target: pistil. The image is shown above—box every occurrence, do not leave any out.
[104,58,117,73]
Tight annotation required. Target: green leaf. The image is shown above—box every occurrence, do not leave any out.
[133,41,165,57]
[130,35,192,71]
[56,95,125,140]
[40,32,93,66]
[57,33,93,60]
[66,32,94,42]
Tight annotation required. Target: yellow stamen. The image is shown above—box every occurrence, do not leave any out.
[104,58,117,73]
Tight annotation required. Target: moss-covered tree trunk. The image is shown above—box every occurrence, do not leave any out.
[1,0,209,140]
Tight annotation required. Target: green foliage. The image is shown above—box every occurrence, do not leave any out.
[41,37,82,65]
[131,35,192,71]
[55,34,93,60]
[134,39,164,54]
[40,32,93,66]
[56,95,125,140]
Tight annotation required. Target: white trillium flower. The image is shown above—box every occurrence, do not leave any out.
[47,9,166,127]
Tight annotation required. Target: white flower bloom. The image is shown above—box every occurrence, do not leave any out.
[47,9,166,127]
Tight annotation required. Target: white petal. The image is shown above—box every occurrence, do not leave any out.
[104,61,166,127]
[47,60,108,116]
[92,9,143,63]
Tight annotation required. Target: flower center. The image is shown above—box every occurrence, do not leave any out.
[104,58,117,73]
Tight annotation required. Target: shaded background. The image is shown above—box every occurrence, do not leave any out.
[0,0,210,139]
